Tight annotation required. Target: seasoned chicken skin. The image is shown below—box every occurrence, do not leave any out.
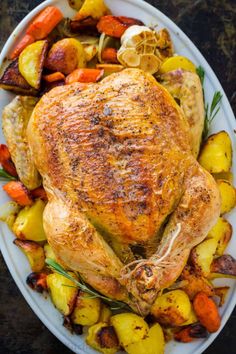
[27,69,220,314]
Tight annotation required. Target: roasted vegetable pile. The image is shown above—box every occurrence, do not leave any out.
[0,1,235,354]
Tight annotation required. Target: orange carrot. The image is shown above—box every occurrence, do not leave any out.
[31,187,48,201]
[0,144,18,177]
[101,48,119,63]
[97,16,143,38]
[174,327,194,343]
[193,292,221,333]
[66,68,104,84]
[9,34,35,60]
[26,6,63,40]
[3,181,33,206]
[43,72,65,83]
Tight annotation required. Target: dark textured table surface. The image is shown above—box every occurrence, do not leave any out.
[0,1,235,353]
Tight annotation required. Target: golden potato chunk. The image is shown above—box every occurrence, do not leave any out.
[14,239,45,272]
[19,40,48,89]
[45,38,86,74]
[44,243,57,262]
[86,322,120,354]
[71,291,101,326]
[150,290,191,326]
[180,307,198,326]
[125,323,165,354]
[191,238,218,277]
[207,217,232,256]
[74,0,110,21]
[46,272,78,315]
[110,313,149,347]
[0,59,37,95]
[198,131,232,173]
[68,0,84,11]
[217,179,236,214]
[12,199,47,241]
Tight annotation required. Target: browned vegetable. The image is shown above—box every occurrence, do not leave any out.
[210,255,236,277]
[70,17,99,35]
[0,59,37,95]
[26,272,48,293]
[97,16,143,38]
[0,144,18,177]
[180,266,214,300]
[86,322,120,354]
[3,181,33,206]
[193,292,221,333]
[45,38,86,75]
[174,324,208,343]
[14,239,45,272]
[214,286,229,307]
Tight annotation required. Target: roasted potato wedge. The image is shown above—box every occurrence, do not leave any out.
[217,179,236,215]
[150,290,191,326]
[86,322,120,354]
[19,40,48,89]
[125,323,165,354]
[14,239,45,272]
[0,59,37,95]
[198,131,232,173]
[0,201,21,229]
[207,217,232,256]
[180,307,198,326]
[2,95,41,190]
[210,255,236,278]
[74,0,110,21]
[214,286,229,307]
[45,38,86,74]
[180,266,214,299]
[71,291,101,326]
[99,304,112,323]
[110,313,149,347]
[46,272,78,315]
[191,238,218,277]
[12,199,47,241]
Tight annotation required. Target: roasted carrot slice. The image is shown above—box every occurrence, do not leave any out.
[174,327,194,343]
[31,187,48,201]
[97,15,143,38]
[43,72,65,83]
[65,68,104,84]
[101,48,119,63]
[9,34,35,60]
[0,144,18,177]
[3,181,33,206]
[193,292,221,333]
[26,6,63,40]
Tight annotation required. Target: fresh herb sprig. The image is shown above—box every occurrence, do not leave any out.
[196,66,222,139]
[46,258,131,311]
[0,168,16,181]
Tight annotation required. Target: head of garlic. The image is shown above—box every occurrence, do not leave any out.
[117,25,162,74]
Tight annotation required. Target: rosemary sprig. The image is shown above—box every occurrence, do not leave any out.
[0,168,16,181]
[196,66,222,139]
[46,258,131,311]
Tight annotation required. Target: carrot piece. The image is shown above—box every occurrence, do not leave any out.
[65,68,104,84]
[31,187,48,201]
[101,48,119,64]
[193,292,221,333]
[43,72,65,83]
[3,181,33,206]
[174,327,194,343]
[0,144,18,177]
[26,6,63,40]
[9,34,35,60]
[97,15,143,38]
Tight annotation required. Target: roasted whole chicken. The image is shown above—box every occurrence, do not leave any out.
[27,68,220,315]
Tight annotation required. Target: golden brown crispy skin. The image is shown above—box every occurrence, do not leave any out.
[28,69,220,314]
